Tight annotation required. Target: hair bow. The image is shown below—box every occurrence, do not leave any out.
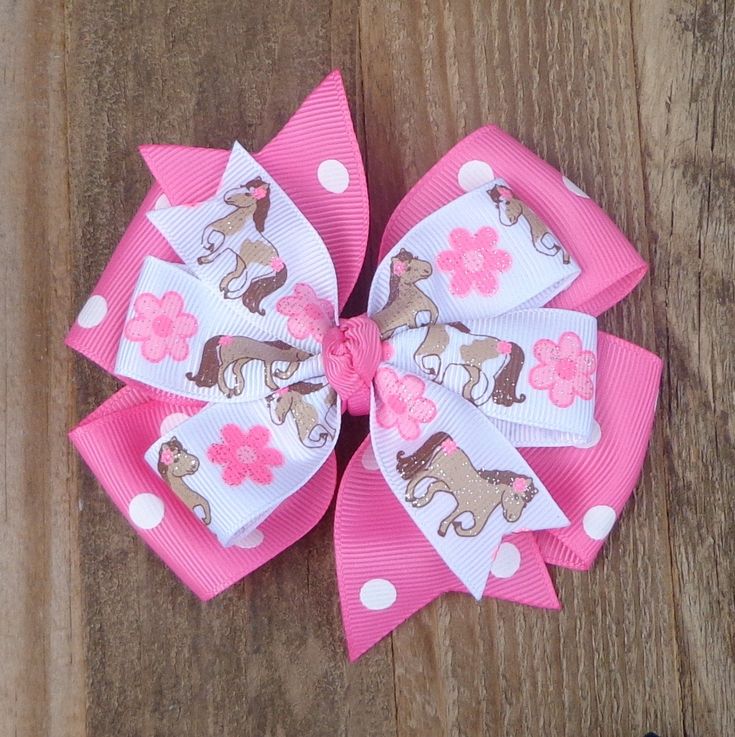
[67,71,661,659]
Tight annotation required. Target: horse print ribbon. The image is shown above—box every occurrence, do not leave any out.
[67,71,661,659]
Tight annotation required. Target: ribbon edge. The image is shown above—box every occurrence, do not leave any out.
[70,411,339,601]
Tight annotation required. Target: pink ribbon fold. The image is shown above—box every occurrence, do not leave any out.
[322,315,382,416]
[335,331,661,658]
[67,70,660,659]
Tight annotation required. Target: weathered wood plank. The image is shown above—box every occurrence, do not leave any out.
[0,2,85,736]
[65,2,395,736]
[359,1,685,735]
[631,1,735,735]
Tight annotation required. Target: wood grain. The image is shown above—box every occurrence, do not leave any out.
[0,1,85,735]
[632,1,735,735]
[359,2,683,735]
[1,0,732,735]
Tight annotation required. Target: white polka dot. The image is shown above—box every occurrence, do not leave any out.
[361,445,380,471]
[457,160,495,191]
[234,528,264,549]
[128,493,165,530]
[562,175,590,198]
[583,505,617,540]
[76,295,108,328]
[490,542,521,578]
[153,193,171,209]
[575,420,602,448]
[317,159,350,193]
[359,578,397,610]
[159,412,191,436]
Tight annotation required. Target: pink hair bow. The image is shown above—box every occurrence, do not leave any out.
[67,71,661,660]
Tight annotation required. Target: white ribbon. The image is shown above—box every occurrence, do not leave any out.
[114,143,598,596]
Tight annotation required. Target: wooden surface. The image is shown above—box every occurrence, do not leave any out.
[1,1,732,735]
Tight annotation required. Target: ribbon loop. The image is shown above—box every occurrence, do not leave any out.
[369,368,569,598]
[368,179,581,337]
[384,308,598,446]
[115,257,324,403]
[377,125,648,317]
[147,381,340,547]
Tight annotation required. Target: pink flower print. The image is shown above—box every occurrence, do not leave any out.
[496,340,513,355]
[276,283,334,343]
[207,424,284,486]
[374,367,437,440]
[437,227,512,297]
[124,291,198,363]
[529,332,597,408]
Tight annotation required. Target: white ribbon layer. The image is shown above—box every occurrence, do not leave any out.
[385,308,597,447]
[114,144,591,594]
[147,384,340,546]
[116,257,326,403]
[368,179,580,334]
[369,373,569,598]
[147,142,338,355]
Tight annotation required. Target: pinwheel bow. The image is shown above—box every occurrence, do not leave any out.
[68,71,661,659]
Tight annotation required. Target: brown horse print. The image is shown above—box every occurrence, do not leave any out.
[186,334,312,397]
[157,438,212,525]
[413,322,526,407]
[372,249,440,339]
[197,177,288,315]
[199,176,271,254]
[488,184,571,264]
[266,383,338,448]
[396,431,538,537]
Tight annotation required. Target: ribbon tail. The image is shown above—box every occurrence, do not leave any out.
[139,144,229,206]
[258,70,369,307]
[335,437,559,661]
[525,333,662,569]
[483,532,560,609]
[70,388,336,599]
[65,183,176,376]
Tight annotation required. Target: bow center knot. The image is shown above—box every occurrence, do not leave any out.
[322,314,382,416]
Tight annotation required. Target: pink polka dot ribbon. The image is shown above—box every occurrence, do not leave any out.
[66,71,661,660]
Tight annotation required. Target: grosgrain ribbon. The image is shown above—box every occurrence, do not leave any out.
[383,308,598,447]
[322,315,382,416]
[67,71,661,659]
[110,138,600,591]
